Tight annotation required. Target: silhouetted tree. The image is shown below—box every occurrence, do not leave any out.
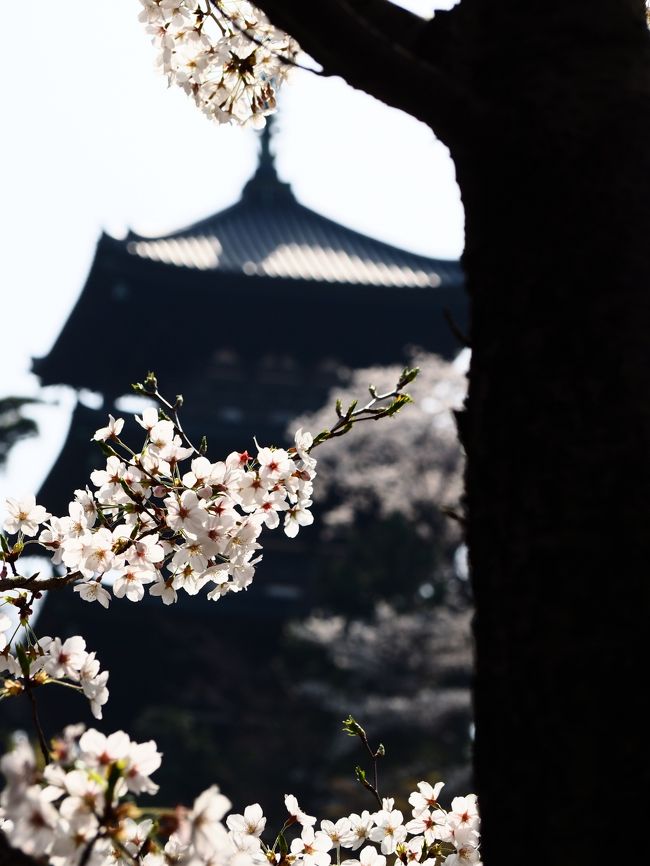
[250,3,650,862]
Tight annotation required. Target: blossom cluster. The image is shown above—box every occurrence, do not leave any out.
[1,401,316,716]
[137,0,299,127]
[0,725,480,866]
[2,408,317,611]
[0,726,162,863]
[0,634,109,719]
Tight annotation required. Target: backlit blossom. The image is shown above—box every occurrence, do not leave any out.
[92,414,124,442]
[285,793,316,827]
[369,809,407,855]
[226,803,266,837]
[137,0,299,128]
[409,781,445,815]
[3,495,51,536]
[290,826,331,866]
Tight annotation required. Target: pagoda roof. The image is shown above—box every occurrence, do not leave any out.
[123,129,462,291]
[33,126,466,393]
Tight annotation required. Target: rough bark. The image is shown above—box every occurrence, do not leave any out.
[245,1,650,861]
[248,0,475,142]
[454,3,650,862]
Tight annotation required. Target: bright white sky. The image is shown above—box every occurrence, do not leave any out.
[0,0,464,504]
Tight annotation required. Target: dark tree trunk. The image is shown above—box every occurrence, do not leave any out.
[257,1,650,861]
[450,2,650,863]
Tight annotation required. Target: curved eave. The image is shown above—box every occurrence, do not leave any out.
[124,194,463,290]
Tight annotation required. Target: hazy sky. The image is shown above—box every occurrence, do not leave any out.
[0,0,464,502]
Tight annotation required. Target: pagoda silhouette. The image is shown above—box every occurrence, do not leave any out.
[22,125,467,815]
[34,125,464,516]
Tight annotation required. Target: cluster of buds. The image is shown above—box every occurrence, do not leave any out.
[138,0,299,127]
[0,723,480,866]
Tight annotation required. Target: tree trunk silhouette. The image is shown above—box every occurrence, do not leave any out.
[255,2,650,862]
[454,4,650,863]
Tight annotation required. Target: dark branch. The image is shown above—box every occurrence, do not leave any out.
[253,0,476,143]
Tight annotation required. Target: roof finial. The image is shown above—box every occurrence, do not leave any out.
[242,114,293,202]
[259,115,274,172]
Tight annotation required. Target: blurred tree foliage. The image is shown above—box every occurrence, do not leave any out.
[0,398,38,466]
[8,355,471,824]
[282,352,474,809]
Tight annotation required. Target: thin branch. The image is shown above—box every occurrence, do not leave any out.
[24,680,50,765]
[208,0,325,76]
[0,571,80,593]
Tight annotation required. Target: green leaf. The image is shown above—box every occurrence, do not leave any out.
[342,714,365,737]
[399,366,420,387]
[385,394,413,416]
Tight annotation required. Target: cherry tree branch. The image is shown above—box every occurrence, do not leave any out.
[251,0,477,142]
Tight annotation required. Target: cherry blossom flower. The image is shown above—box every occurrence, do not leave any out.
[318,818,352,850]
[405,809,441,845]
[79,729,131,767]
[9,785,60,856]
[92,414,124,442]
[226,803,266,837]
[149,576,178,605]
[369,809,407,855]
[113,566,156,602]
[341,811,374,851]
[135,406,159,432]
[290,825,332,866]
[124,739,162,795]
[342,845,386,866]
[189,785,232,859]
[285,793,316,827]
[3,495,51,536]
[284,499,314,538]
[444,824,481,865]
[43,636,88,679]
[164,490,205,532]
[409,781,445,815]
[73,580,111,608]
[447,795,480,832]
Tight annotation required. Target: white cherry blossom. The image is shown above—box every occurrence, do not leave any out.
[342,846,386,866]
[290,826,331,866]
[285,793,316,827]
[92,414,124,442]
[369,809,407,855]
[3,495,51,537]
[341,811,374,851]
[226,803,266,837]
[409,781,445,815]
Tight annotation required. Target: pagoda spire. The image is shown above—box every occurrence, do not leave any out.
[241,115,293,202]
